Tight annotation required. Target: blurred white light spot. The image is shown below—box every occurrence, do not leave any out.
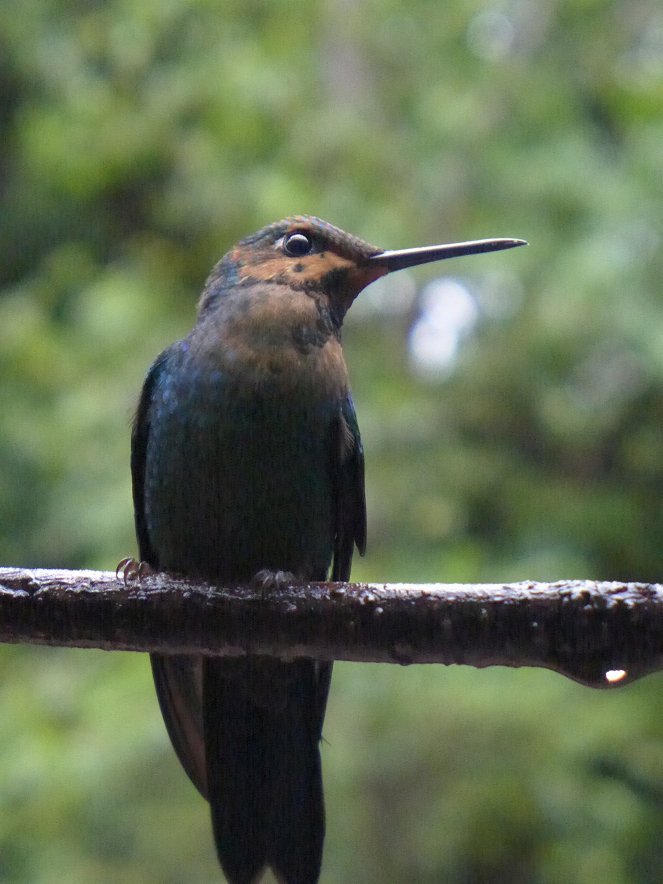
[409,278,479,379]
[467,11,516,60]
[349,270,417,319]
[617,20,663,90]
[476,269,525,320]
[605,669,627,684]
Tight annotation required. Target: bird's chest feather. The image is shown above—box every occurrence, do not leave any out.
[143,291,347,579]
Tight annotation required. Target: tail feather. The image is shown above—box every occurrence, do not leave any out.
[203,658,329,884]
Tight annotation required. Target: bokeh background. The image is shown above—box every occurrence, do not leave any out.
[2,1,663,881]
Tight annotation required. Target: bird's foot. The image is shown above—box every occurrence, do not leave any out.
[116,557,155,584]
[252,569,298,594]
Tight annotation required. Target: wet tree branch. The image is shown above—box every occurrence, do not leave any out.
[1,566,662,688]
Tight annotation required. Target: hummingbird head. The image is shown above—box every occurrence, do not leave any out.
[199,215,526,326]
[200,216,385,324]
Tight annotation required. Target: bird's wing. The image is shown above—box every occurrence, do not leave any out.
[131,350,208,798]
[150,654,207,796]
[305,393,366,736]
[332,393,367,582]
[130,351,168,568]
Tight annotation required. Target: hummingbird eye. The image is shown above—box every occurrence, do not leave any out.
[283,232,313,257]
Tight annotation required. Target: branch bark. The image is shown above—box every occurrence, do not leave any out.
[1,567,662,689]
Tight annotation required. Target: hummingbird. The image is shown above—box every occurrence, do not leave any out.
[130,216,525,883]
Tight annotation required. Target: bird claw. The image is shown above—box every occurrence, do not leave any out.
[116,557,154,583]
[252,569,298,594]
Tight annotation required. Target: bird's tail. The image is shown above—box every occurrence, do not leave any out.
[203,657,332,884]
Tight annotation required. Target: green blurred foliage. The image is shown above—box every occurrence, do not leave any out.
[2,0,663,880]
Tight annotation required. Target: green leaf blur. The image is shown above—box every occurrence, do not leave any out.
[2,0,663,881]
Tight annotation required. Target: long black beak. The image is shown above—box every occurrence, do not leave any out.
[368,237,527,272]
